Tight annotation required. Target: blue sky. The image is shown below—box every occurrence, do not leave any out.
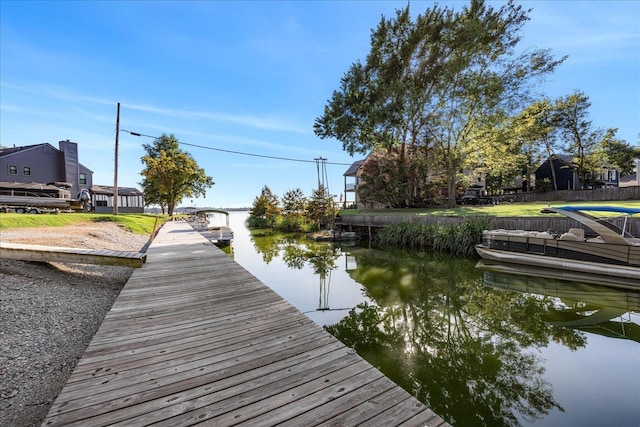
[1,1,638,209]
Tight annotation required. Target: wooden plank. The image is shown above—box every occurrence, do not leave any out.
[96,347,363,427]
[46,333,339,424]
[51,329,333,407]
[0,241,146,267]
[398,409,451,427]
[358,396,432,426]
[64,322,322,391]
[154,362,379,426]
[42,221,449,427]
[315,386,414,426]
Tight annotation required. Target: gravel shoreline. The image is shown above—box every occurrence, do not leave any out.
[0,223,150,427]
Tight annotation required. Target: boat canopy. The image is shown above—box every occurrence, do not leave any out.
[543,206,640,215]
[195,209,229,216]
[541,206,637,244]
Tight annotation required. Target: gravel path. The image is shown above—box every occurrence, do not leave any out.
[0,223,150,427]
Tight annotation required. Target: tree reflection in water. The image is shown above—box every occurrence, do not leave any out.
[250,229,344,311]
[247,231,599,426]
[328,249,576,427]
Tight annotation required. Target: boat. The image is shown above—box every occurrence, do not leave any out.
[0,181,92,213]
[475,206,640,284]
[190,209,234,245]
[476,260,640,341]
[306,230,360,242]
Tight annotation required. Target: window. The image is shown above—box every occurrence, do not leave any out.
[8,165,17,175]
[96,200,108,207]
[79,173,86,184]
[23,167,31,176]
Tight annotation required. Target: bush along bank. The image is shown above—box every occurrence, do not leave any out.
[247,214,319,233]
[375,217,492,257]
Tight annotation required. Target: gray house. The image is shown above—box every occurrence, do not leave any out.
[0,140,144,213]
[0,140,92,199]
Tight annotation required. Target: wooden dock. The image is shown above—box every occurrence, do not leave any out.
[0,241,147,268]
[42,221,449,426]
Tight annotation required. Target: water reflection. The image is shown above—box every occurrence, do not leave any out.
[233,215,640,426]
[249,229,357,314]
[328,250,574,426]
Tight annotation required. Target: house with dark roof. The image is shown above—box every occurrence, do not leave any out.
[0,140,144,213]
[534,155,621,191]
[0,140,93,199]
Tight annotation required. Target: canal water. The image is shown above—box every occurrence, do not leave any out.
[224,211,640,426]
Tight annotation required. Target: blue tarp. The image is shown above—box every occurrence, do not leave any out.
[551,206,640,215]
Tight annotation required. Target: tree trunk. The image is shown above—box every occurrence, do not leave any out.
[447,157,457,209]
[550,157,558,191]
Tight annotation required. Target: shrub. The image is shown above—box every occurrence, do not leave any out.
[375,217,491,256]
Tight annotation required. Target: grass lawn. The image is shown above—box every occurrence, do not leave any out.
[0,213,165,234]
[340,200,640,217]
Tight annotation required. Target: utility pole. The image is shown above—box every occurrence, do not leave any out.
[113,102,120,215]
[315,157,330,230]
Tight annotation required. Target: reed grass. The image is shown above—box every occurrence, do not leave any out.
[375,217,492,256]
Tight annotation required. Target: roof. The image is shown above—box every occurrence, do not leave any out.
[0,142,94,173]
[343,159,364,176]
[534,154,575,175]
[536,154,573,167]
[0,143,53,158]
[91,185,143,196]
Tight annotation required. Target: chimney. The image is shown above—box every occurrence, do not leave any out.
[59,140,80,197]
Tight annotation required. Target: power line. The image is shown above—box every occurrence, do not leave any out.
[120,129,352,166]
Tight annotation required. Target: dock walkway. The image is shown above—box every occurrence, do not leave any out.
[43,221,448,426]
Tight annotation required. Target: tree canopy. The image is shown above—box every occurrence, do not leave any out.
[603,138,640,175]
[552,91,618,188]
[250,185,280,220]
[139,134,214,215]
[314,0,565,207]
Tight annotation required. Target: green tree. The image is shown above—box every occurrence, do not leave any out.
[306,185,336,229]
[281,188,307,216]
[358,148,407,208]
[516,99,560,190]
[140,134,214,215]
[602,138,640,176]
[249,185,280,224]
[467,114,525,194]
[500,99,561,191]
[314,0,565,208]
[358,146,432,208]
[553,91,614,188]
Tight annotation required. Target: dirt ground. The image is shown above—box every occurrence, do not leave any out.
[0,223,149,427]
